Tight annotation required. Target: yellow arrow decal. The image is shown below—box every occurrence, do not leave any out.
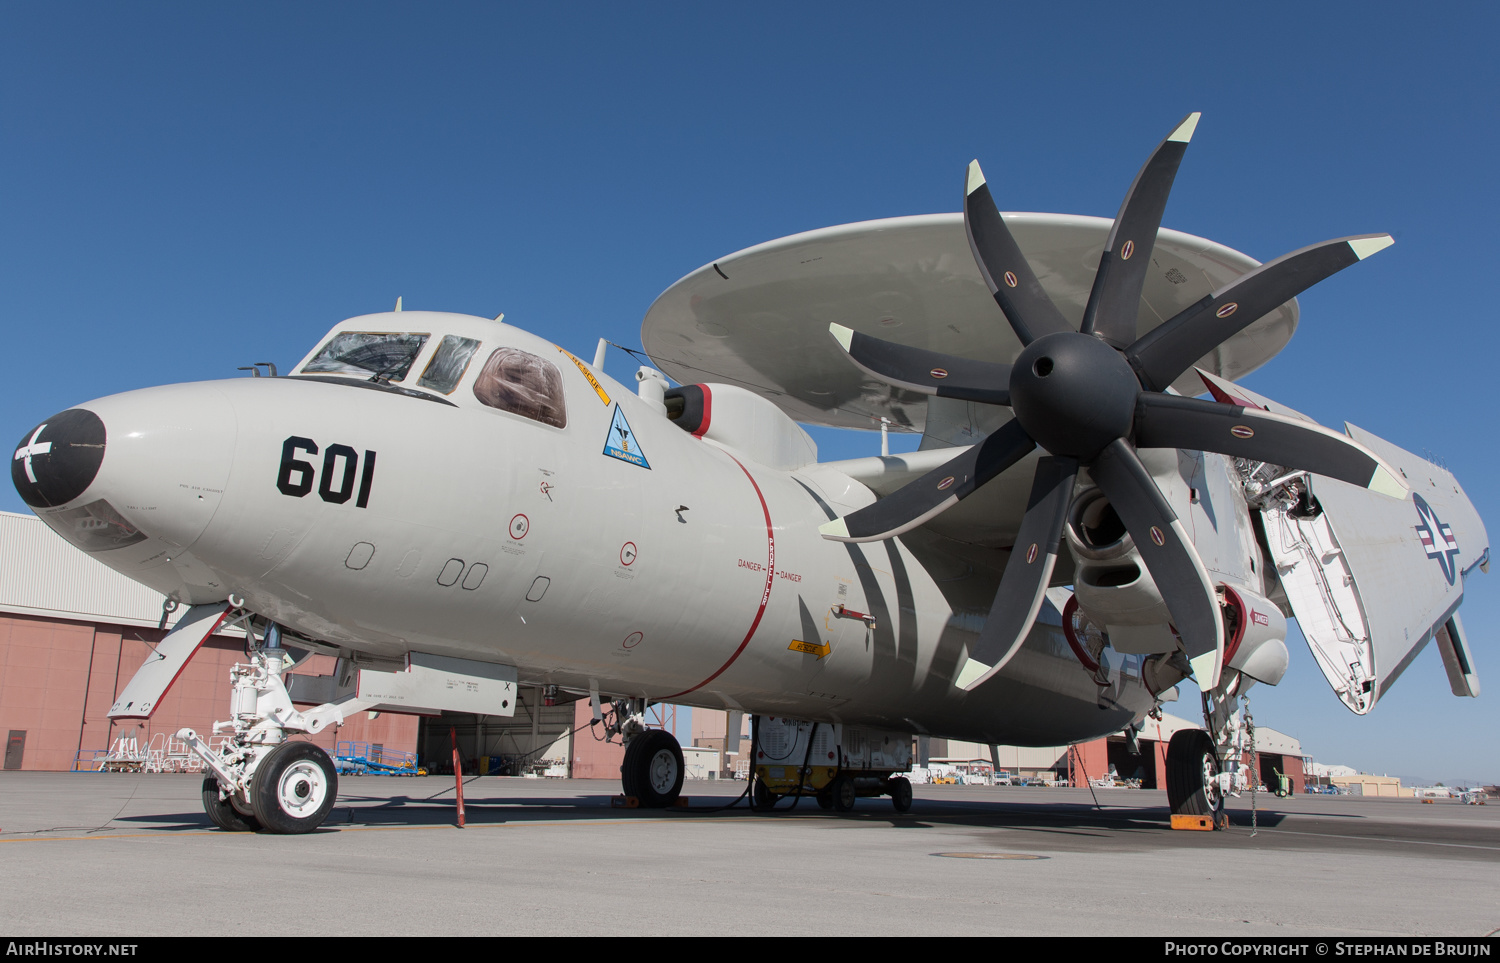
[788,639,831,660]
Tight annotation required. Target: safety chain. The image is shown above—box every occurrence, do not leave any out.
[1245,697,1258,837]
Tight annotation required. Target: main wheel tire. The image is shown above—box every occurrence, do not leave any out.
[202,777,260,832]
[888,776,913,814]
[620,730,684,808]
[1165,729,1222,816]
[830,774,857,813]
[251,742,338,834]
[815,790,834,811]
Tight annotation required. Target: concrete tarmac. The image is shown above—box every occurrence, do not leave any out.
[1,772,1497,937]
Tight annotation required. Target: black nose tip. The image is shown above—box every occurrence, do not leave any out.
[12,409,107,508]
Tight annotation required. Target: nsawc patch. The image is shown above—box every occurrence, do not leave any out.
[602,404,650,469]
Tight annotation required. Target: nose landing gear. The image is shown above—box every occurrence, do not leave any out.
[181,620,372,835]
[201,777,260,832]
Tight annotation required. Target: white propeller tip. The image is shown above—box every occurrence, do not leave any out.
[828,323,854,352]
[1168,112,1201,143]
[956,657,993,691]
[1188,651,1220,690]
[1348,234,1395,260]
[966,160,986,196]
[818,517,851,541]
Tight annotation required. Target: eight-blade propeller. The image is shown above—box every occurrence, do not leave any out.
[820,113,1404,693]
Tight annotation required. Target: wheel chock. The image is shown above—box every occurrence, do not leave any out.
[1170,813,1227,831]
[611,795,640,809]
[672,797,691,808]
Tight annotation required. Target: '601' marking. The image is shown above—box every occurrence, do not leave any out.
[277,436,376,507]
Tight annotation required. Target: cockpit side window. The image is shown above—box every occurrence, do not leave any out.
[472,347,567,428]
[302,332,430,382]
[417,336,482,394]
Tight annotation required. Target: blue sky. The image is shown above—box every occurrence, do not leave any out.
[4,2,1496,784]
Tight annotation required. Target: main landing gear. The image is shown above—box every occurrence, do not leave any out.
[1166,683,1257,822]
[1165,729,1222,817]
[609,699,686,808]
[620,729,685,808]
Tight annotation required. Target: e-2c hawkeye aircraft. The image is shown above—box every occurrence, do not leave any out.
[12,114,1487,833]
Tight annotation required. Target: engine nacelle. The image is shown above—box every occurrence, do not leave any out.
[1221,585,1289,686]
[1065,488,1173,651]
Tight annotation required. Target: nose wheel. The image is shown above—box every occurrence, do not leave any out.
[250,741,339,834]
[202,777,261,832]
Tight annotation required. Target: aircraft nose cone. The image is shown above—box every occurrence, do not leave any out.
[12,409,107,508]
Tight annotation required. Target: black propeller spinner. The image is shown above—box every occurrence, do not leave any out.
[821,113,1403,693]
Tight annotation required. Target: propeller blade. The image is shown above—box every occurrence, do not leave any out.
[1134,394,1407,497]
[1126,234,1395,391]
[964,161,1073,346]
[956,457,1078,691]
[1080,113,1200,347]
[819,419,1035,543]
[1089,439,1224,688]
[828,323,1011,405]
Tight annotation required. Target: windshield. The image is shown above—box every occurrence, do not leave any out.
[302,332,429,382]
[417,335,482,394]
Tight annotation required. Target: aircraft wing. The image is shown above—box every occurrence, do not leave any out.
[1203,372,1488,713]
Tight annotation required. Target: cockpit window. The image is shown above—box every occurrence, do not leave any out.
[472,347,567,428]
[302,332,430,382]
[417,336,482,394]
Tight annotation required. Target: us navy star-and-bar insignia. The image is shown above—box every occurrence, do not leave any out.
[602,404,650,469]
[1412,493,1460,585]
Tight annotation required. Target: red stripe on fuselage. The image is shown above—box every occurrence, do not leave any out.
[661,450,773,700]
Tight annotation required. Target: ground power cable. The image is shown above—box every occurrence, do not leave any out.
[674,715,763,814]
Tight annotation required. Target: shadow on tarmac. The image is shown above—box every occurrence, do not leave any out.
[99,782,1498,863]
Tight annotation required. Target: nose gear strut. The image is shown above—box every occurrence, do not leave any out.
[180,615,378,834]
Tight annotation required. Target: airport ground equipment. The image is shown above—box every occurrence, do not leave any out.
[333,741,423,776]
[751,716,915,813]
